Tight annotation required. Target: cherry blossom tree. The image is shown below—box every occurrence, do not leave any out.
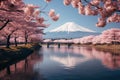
[72,38,81,44]
[0,22,19,48]
[29,28,44,43]
[0,0,59,47]
[0,0,59,30]
[92,28,120,44]
[0,0,25,30]
[0,36,6,45]
[0,19,10,30]
[62,0,120,27]
[100,28,120,44]
[11,29,23,47]
[19,26,43,45]
[43,39,52,43]
[79,35,95,44]
[72,28,120,45]
[30,34,43,43]
[92,35,101,44]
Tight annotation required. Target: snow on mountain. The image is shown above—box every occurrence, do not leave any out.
[49,22,95,32]
[43,22,99,39]
[44,31,100,39]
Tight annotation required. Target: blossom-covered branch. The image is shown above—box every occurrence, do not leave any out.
[63,0,120,27]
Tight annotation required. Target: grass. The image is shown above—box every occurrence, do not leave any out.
[0,43,35,51]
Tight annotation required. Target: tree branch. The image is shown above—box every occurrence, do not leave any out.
[41,3,48,11]
[0,8,23,13]
[11,28,18,35]
[0,19,10,30]
[83,0,101,9]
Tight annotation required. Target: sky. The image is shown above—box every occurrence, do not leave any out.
[24,0,120,33]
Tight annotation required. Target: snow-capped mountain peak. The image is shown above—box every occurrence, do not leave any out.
[49,22,95,32]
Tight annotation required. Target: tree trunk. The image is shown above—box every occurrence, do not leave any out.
[24,31,28,45]
[6,66,11,75]
[25,37,28,45]
[14,37,17,47]
[6,35,11,48]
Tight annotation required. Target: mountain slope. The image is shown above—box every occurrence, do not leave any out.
[44,31,99,39]
[44,22,99,39]
[49,22,95,32]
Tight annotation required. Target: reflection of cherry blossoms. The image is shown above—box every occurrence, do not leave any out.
[49,46,120,69]
[0,51,43,80]
[82,47,120,69]
[92,48,120,69]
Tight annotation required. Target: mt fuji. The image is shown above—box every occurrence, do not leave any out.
[44,22,99,39]
[49,22,95,33]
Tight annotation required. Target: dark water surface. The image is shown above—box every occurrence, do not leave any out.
[1,45,120,80]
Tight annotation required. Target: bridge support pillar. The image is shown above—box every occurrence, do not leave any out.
[68,43,72,48]
[47,43,50,48]
[58,43,60,48]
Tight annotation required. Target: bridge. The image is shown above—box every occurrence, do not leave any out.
[42,42,73,48]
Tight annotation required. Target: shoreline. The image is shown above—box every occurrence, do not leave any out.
[0,43,41,74]
[73,44,120,54]
[42,43,120,54]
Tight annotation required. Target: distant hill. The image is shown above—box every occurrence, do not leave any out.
[43,22,100,39]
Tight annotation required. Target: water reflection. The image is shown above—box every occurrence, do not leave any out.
[49,46,120,69]
[50,54,89,69]
[0,49,44,80]
[1,45,120,80]
[33,46,120,80]
[80,47,120,69]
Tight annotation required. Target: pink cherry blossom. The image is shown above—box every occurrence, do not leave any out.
[90,0,100,6]
[71,0,80,8]
[96,18,106,27]
[78,2,85,15]
[51,14,60,21]
[36,17,44,24]
[63,0,71,5]
[62,0,120,27]
[0,0,57,47]
[48,9,55,17]
[44,0,52,3]
[48,9,60,21]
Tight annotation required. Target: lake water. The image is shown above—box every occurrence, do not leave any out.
[1,45,120,80]
[34,45,120,80]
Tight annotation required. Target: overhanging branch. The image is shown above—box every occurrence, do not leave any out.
[0,19,10,30]
[83,0,101,9]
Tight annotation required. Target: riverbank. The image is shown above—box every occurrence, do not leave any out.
[92,44,120,54]
[0,43,41,74]
[75,44,120,54]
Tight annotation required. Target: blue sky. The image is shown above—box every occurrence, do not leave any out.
[24,0,120,33]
